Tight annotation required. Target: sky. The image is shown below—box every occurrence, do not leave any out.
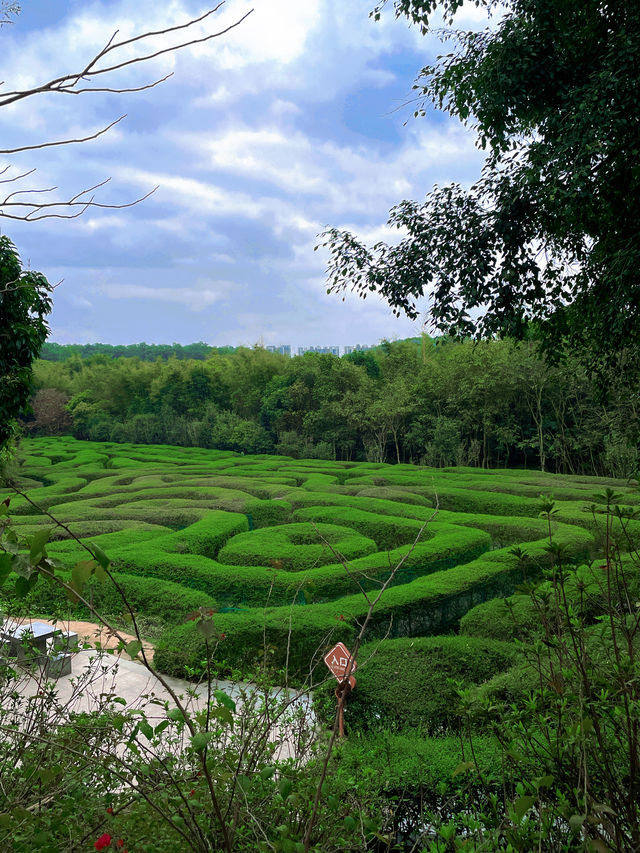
[0,0,491,351]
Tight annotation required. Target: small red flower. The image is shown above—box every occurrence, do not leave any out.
[94,834,112,851]
[106,807,113,815]
[220,633,226,640]
[338,615,344,621]
[189,789,195,797]
[116,841,125,849]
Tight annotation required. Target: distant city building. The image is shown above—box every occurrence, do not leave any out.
[296,345,340,356]
[343,344,373,354]
[266,345,292,356]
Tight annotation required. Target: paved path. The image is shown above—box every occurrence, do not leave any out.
[7,618,316,761]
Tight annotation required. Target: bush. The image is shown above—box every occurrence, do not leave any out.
[154,531,588,681]
[218,522,378,572]
[336,635,517,733]
[292,506,426,550]
[460,595,541,642]
[12,568,217,626]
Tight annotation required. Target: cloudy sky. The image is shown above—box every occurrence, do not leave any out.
[0,0,490,351]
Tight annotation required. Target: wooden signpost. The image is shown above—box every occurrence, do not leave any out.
[324,642,357,737]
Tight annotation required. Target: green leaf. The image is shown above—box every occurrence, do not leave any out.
[138,720,154,741]
[154,720,170,736]
[344,815,356,831]
[71,559,95,595]
[0,553,12,586]
[279,778,293,800]
[29,528,51,562]
[90,542,111,570]
[211,705,234,726]
[513,795,536,822]
[237,774,251,793]
[452,761,475,778]
[581,716,594,735]
[191,732,213,752]
[125,640,143,659]
[167,708,184,723]
[14,574,38,597]
[0,814,11,829]
[214,689,236,712]
[260,766,275,781]
[569,814,586,834]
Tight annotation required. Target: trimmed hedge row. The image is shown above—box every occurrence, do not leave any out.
[334,634,517,733]
[154,525,593,681]
[460,555,640,642]
[218,522,378,572]
[12,567,217,626]
[291,506,427,551]
[109,522,491,608]
[12,437,632,687]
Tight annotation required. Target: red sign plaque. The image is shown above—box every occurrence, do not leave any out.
[324,642,357,682]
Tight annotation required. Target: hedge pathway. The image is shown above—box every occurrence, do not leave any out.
[6,437,638,683]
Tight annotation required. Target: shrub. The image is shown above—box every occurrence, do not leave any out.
[335,635,517,733]
[292,506,426,551]
[217,522,378,572]
[460,596,541,642]
[13,568,217,626]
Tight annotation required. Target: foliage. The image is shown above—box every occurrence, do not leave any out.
[322,0,640,379]
[328,634,517,734]
[427,494,640,851]
[28,337,640,476]
[0,236,51,449]
[40,341,233,362]
[0,488,384,853]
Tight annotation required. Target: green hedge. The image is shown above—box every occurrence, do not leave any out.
[291,506,427,551]
[459,595,541,642]
[218,522,378,572]
[333,730,502,806]
[111,521,489,607]
[154,527,592,681]
[330,634,517,733]
[8,568,217,626]
[461,556,640,642]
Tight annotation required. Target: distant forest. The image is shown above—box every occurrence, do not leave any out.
[26,338,639,478]
[40,342,237,362]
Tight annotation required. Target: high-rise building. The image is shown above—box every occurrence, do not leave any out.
[296,345,340,356]
[343,344,373,354]
[266,345,292,356]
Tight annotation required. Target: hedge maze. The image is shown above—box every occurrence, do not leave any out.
[7,437,639,684]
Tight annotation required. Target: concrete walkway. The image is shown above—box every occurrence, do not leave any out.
[6,621,316,762]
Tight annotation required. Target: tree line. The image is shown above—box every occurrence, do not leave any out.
[39,341,237,362]
[25,338,639,479]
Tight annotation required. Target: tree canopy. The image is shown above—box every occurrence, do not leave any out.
[321,0,640,373]
[0,236,51,448]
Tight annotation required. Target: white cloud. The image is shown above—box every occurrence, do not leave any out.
[2,0,492,349]
[100,279,236,311]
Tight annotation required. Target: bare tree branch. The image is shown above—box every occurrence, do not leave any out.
[0,5,251,106]
[0,115,126,154]
[0,3,254,222]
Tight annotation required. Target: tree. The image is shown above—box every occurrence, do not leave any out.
[321,0,640,375]
[0,235,51,449]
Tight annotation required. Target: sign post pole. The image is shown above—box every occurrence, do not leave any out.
[323,641,357,737]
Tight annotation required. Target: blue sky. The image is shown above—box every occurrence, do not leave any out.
[0,0,489,350]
